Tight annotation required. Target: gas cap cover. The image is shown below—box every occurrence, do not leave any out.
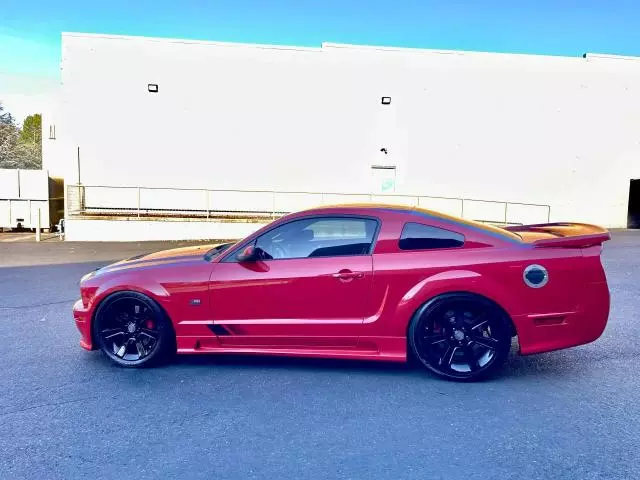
[524,264,549,288]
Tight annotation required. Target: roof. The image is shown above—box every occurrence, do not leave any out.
[304,203,523,241]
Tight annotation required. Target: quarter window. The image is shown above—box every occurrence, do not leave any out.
[399,222,465,250]
[252,217,378,260]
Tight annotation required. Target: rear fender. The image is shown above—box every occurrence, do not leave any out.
[394,269,517,333]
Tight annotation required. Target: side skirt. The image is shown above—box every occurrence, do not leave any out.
[176,336,407,362]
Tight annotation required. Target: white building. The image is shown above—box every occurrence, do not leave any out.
[43,33,640,241]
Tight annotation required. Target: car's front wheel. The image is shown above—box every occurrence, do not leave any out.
[93,291,175,367]
[408,293,512,381]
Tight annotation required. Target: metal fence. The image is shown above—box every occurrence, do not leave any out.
[67,184,551,226]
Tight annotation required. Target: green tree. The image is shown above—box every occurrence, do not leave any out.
[0,102,19,167]
[0,104,42,169]
[0,102,14,125]
[20,113,42,145]
[17,113,43,169]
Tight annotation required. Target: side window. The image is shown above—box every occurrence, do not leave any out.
[399,222,465,250]
[253,217,378,260]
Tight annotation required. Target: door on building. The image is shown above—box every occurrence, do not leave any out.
[371,166,397,194]
[628,179,640,228]
[208,216,377,347]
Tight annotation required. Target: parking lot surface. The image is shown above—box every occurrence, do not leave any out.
[0,233,639,479]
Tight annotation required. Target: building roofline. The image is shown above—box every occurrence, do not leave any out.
[322,42,465,56]
[61,32,322,53]
[61,32,640,61]
[324,42,640,61]
[583,53,640,61]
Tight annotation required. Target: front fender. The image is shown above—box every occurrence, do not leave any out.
[86,273,170,314]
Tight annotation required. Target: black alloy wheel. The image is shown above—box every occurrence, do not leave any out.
[409,293,512,381]
[93,291,174,367]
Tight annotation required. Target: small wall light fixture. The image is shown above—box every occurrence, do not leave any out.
[148,84,159,93]
[381,96,391,105]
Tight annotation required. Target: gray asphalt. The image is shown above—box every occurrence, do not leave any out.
[1,233,639,480]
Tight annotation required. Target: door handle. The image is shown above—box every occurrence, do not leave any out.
[332,270,365,281]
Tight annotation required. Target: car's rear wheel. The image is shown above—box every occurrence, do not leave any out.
[408,293,512,381]
[93,291,174,368]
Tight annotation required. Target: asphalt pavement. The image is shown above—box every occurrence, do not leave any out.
[0,233,639,480]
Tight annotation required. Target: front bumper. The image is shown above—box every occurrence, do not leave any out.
[73,299,94,350]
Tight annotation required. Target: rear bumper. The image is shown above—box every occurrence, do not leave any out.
[73,299,94,350]
[516,281,610,355]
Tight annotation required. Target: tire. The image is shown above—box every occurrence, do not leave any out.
[408,293,512,381]
[93,291,175,368]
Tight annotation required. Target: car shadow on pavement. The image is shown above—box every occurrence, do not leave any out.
[169,346,589,381]
[502,349,590,379]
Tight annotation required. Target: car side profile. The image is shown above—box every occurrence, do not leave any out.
[73,204,611,381]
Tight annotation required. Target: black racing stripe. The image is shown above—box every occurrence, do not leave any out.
[207,324,232,336]
[224,325,238,335]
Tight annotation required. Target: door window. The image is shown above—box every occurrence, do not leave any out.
[251,217,378,260]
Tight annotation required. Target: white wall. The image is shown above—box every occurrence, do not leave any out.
[49,33,640,238]
[64,218,266,241]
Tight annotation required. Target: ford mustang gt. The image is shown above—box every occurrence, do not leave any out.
[73,204,611,380]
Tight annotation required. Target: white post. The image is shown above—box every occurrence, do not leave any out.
[272,191,276,218]
[36,208,41,242]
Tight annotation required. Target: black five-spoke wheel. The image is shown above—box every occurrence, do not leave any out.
[409,293,512,381]
[93,291,174,367]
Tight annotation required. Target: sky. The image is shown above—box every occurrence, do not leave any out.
[1,0,640,121]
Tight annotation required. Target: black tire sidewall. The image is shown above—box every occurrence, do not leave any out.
[408,292,512,381]
[93,291,174,368]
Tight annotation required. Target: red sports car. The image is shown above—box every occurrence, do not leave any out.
[73,204,611,381]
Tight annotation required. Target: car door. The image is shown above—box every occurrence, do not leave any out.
[208,216,379,348]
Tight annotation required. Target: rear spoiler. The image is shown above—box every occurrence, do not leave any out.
[504,222,611,248]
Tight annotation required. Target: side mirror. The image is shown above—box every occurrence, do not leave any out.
[236,245,257,262]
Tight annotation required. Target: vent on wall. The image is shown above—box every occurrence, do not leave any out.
[148,84,159,93]
[381,97,391,105]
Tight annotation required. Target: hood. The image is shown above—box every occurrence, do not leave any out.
[127,244,214,262]
[96,243,233,275]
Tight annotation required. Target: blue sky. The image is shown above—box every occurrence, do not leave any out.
[1,0,640,118]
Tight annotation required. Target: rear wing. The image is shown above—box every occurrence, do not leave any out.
[504,222,611,248]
